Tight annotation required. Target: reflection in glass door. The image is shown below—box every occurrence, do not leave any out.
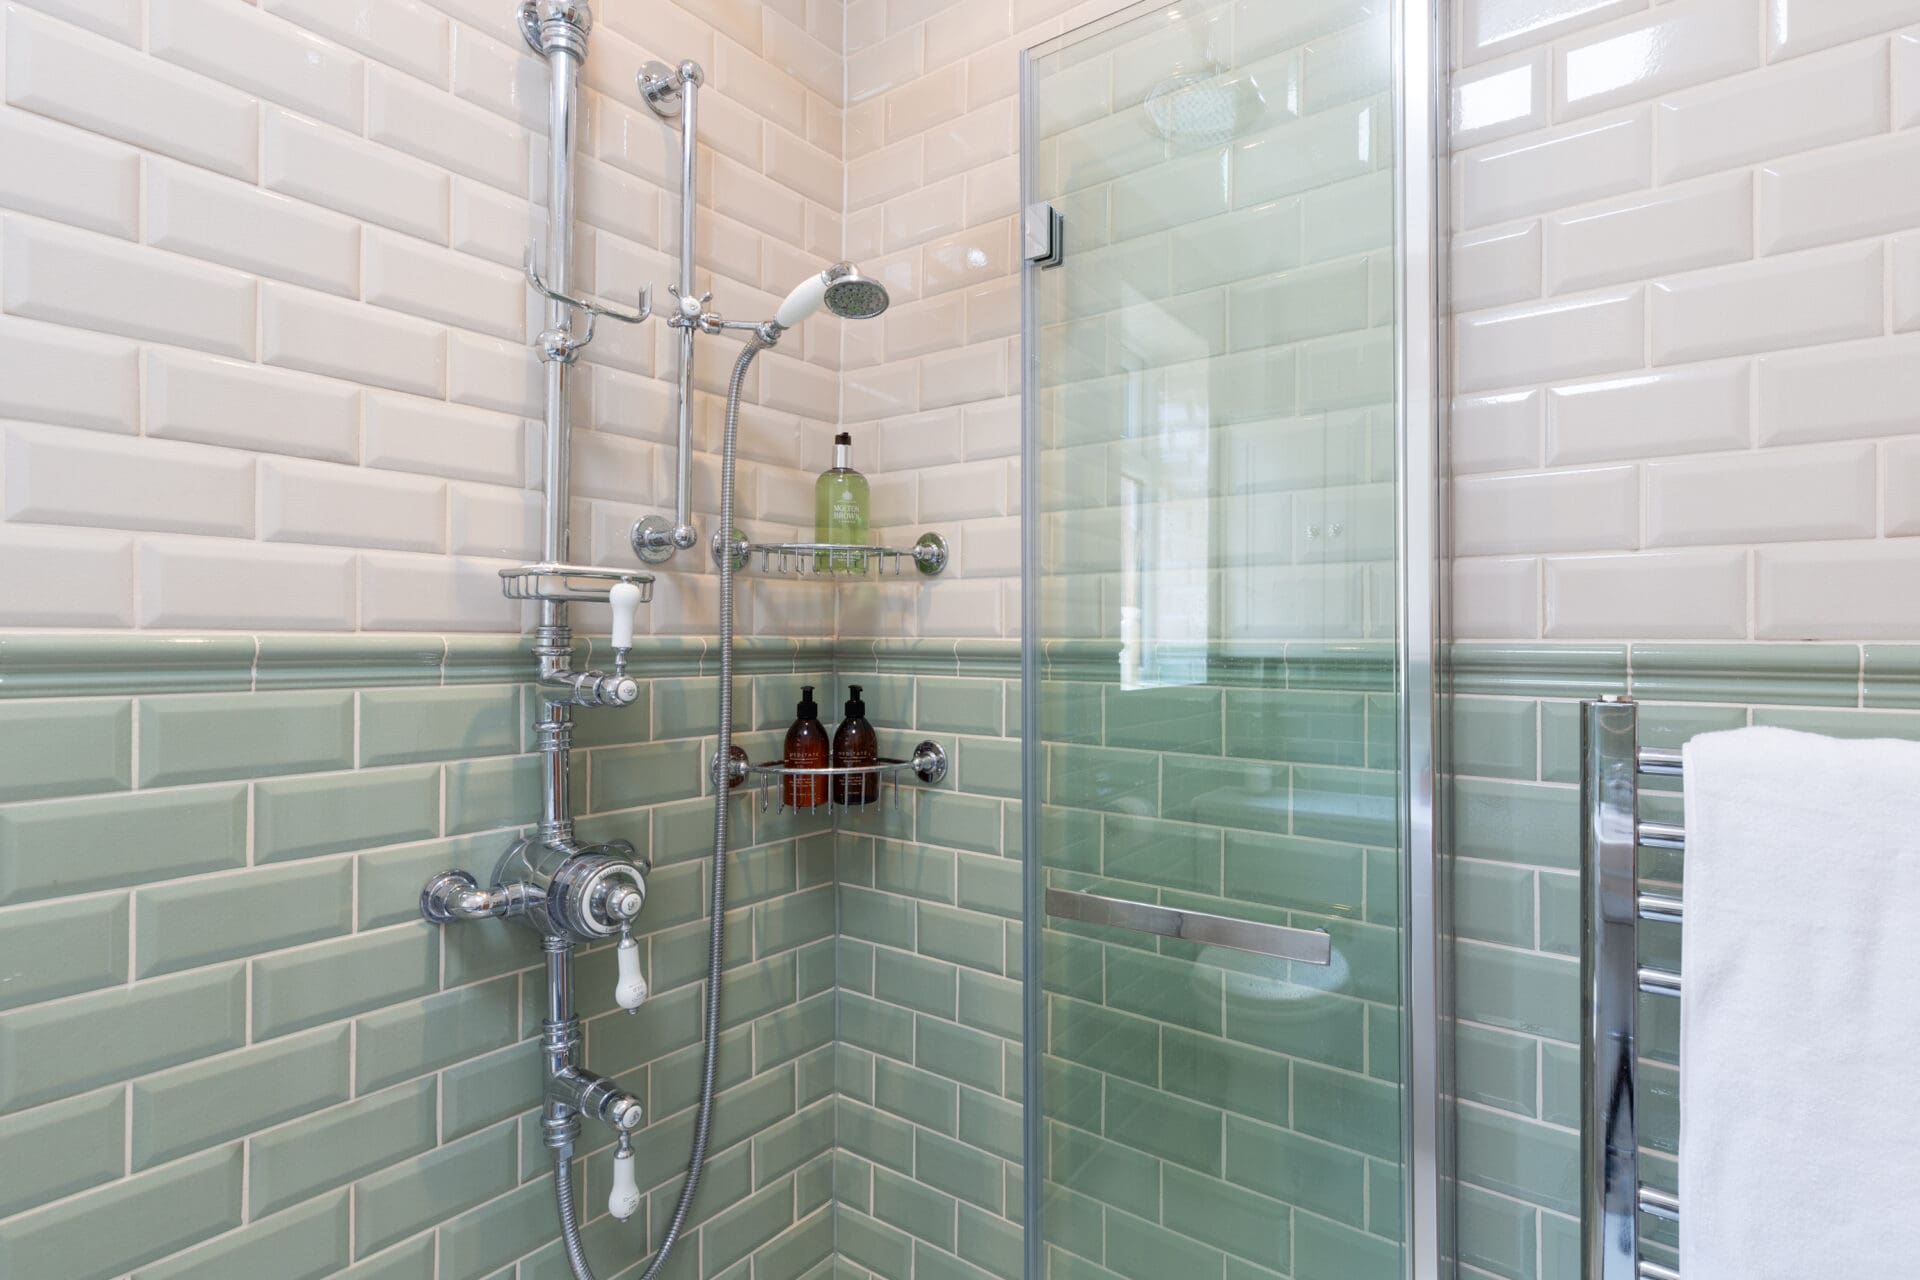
[1019,2,1440,1277]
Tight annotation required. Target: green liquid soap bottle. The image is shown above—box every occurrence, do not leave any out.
[815,431,869,573]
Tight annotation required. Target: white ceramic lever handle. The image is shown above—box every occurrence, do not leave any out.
[609,580,643,652]
[609,1139,640,1221]
[615,934,648,1011]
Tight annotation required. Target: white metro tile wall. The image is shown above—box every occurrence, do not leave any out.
[1449,0,1920,642]
[0,0,850,634]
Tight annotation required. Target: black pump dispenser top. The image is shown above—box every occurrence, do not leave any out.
[844,685,865,718]
[796,685,819,719]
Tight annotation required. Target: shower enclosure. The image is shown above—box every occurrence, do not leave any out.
[1018,1,1443,1277]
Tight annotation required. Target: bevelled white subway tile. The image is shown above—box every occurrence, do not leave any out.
[364,392,526,488]
[848,26,924,103]
[1757,336,1920,446]
[447,331,543,418]
[5,6,259,181]
[148,0,365,133]
[965,277,1020,345]
[883,175,969,253]
[1881,438,1920,535]
[922,342,1009,412]
[960,515,1020,578]
[1454,221,1544,312]
[262,285,447,399]
[1452,49,1550,149]
[0,526,134,625]
[919,461,1010,523]
[4,426,253,536]
[144,349,361,463]
[590,367,674,444]
[749,577,837,637]
[1556,0,1759,120]
[0,316,137,435]
[763,10,842,104]
[924,98,1016,182]
[260,0,449,88]
[1767,0,1916,62]
[709,153,805,245]
[757,350,841,421]
[448,483,540,560]
[1113,149,1232,243]
[596,97,684,187]
[1234,98,1380,208]
[0,110,138,239]
[359,553,522,632]
[1453,464,1639,556]
[10,0,141,44]
[1651,243,1882,365]
[1895,234,1920,333]
[1229,259,1371,351]
[362,230,523,343]
[260,458,446,553]
[1547,363,1750,465]
[1459,0,1649,65]
[1547,173,1752,295]
[1656,39,1888,182]
[917,579,1005,636]
[145,160,361,298]
[2,216,257,360]
[450,179,531,271]
[569,431,658,506]
[367,66,529,197]
[1759,132,1920,255]
[1454,287,1645,392]
[1452,555,1541,638]
[1455,110,1652,228]
[1756,543,1920,639]
[1897,30,1920,127]
[1168,198,1303,295]
[1647,443,1875,548]
[876,408,964,472]
[1302,170,1394,264]
[1546,548,1747,638]
[925,0,1005,67]
[1301,11,1392,112]
[764,125,843,209]
[884,293,967,364]
[1452,390,1543,473]
[449,22,545,133]
[847,138,925,211]
[963,397,1020,460]
[263,108,450,244]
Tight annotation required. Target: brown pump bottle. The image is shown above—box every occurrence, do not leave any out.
[831,684,878,805]
[783,686,829,809]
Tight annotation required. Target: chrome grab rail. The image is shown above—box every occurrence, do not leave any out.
[1043,887,1332,965]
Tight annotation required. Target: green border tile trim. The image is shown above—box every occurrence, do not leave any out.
[0,634,254,699]
[1629,643,1860,706]
[255,637,445,690]
[1445,643,1628,698]
[1863,645,1920,708]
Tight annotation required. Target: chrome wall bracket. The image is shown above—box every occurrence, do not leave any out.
[525,252,652,363]
[519,0,591,57]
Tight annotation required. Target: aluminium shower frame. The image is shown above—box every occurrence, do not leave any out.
[1014,1,1451,1276]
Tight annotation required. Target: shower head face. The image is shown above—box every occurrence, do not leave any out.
[822,267,890,320]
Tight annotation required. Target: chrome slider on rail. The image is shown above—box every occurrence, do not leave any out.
[1043,888,1333,965]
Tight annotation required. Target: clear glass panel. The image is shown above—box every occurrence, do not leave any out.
[1025,1,1405,1277]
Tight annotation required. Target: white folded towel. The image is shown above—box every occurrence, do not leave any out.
[1680,726,1920,1279]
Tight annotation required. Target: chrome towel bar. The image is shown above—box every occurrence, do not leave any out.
[1043,887,1333,965]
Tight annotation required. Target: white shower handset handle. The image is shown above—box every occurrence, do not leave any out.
[609,580,644,652]
[614,933,648,1011]
[609,1141,640,1220]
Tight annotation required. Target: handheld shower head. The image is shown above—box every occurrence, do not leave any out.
[774,262,891,328]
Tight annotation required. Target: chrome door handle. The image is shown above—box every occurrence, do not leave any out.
[1044,888,1332,965]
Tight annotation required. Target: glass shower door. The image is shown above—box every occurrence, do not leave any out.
[1021,2,1428,1277]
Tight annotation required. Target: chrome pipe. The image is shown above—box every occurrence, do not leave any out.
[1639,1262,1681,1280]
[1638,1186,1681,1222]
[1638,820,1686,850]
[671,67,699,549]
[1637,892,1684,925]
[1638,747,1684,777]
[1638,967,1682,997]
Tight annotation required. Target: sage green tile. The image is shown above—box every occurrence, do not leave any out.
[874,1166,958,1250]
[1223,830,1363,917]
[1106,684,1222,754]
[1454,860,1536,948]
[133,1189,348,1280]
[355,977,518,1093]
[919,1016,1004,1094]
[875,950,959,1019]
[357,833,501,930]
[255,766,439,863]
[1107,945,1221,1034]
[1224,689,1366,766]
[0,963,244,1111]
[753,672,830,733]
[1047,742,1157,812]
[1105,1205,1223,1280]
[1630,642,1858,705]
[593,739,704,810]
[1456,940,1578,1042]
[756,883,836,955]
[754,1100,835,1188]
[1445,643,1626,699]
[918,790,1004,854]
[1292,1062,1400,1160]
[442,912,540,988]
[833,674,916,730]
[1101,813,1221,894]
[1051,1120,1166,1219]
[1458,1104,1578,1215]
[0,1143,240,1280]
[1864,644,1920,707]
[353,1120,519,1255]
[758,1207,835,1280]
[707,1064,799,1155]
[1538,871,1579,956]
[251,926,438,1040]
[958,1203,1022,1280]
[358,685,520,766]
[436,1174,557,1280]
[959,970,1022,1039]
[1162,1165,1289,1270]
[1450,697,1538,780]
[1161,1025,1290,1126]
[1161,754,1286,832]
[0,892,127,1010]
[838,1206,915,1278]
[874,839,956,902]
[956,850,1020,919]
[1540,1212,1579,1280]
[1456,1023,1537,1121]
[334,1236,435,1280]
[1450,778,1577,869]
[839,1098,915,1175]
[917,676,1004,737]
[1104,1076,1222,1174]
[716,950,798,1031]
[1292,764,1396,845]
[255,635,445,690]
[248,1077,437,1216]
[1753,706,1920,739]
[139,691,353,786]
[132,1025,348,1169]
[135,859,351,978]
[0,633,253,699]
[0,783,246,905]
[1223,1115,1366,1227]
[917,1127,1006,1212]
[1454,1184,1537,1279]
[0,1087,124,1217]
[0,697,131,800]
[959,735,1022,799]
[1293,1210,1401,1280]
[958,1086,1022,1162]
[657,675,744,739]
[443,754,542,836]
[875,1055,958,1134]
[918,901,1006,973]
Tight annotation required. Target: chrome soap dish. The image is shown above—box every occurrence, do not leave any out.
[711,531,949,578]
[713,740,949,814]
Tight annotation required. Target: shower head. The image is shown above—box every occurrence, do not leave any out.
[774,262,891,328]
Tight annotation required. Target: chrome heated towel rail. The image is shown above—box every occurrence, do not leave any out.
[1582,696,1685,1280]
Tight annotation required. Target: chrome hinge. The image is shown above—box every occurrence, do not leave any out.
[1024,202,1064,269]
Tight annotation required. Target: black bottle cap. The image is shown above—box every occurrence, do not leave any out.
[796,685,818,719]
[835,431,852,445]
[845,684,865,718]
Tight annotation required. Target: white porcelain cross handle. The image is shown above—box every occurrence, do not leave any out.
[610,580,644,652]
[614,932,648,1012]
[609,1135,640,1220]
